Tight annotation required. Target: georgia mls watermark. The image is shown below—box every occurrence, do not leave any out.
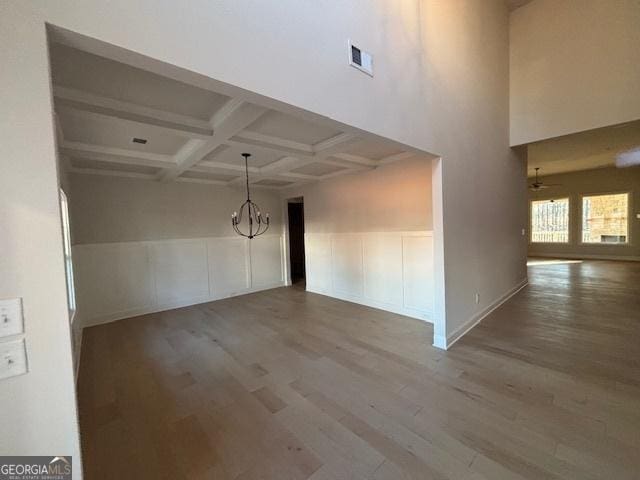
[0,456,71,480]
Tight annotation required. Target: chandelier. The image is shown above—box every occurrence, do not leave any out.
[231,153,270,239]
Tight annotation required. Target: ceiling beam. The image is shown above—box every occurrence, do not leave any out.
[175,177,231,186]
[159,100,267,182]
[379,151,415,165]
[256,133,361,176]
[54,112,73,173]
[331,152,378,167]
[68,167,156,181]
[312,133,357,155]
[55,105,213,141]
[53,85,213,138]
[231,130,314,156]
[60,141,176,168]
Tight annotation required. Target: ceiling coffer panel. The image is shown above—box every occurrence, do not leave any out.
[291,162,348,176]
[342,139,405,160]
[203,144,282,168]
[50,44,230,120]
[253,179,295,187]
[179,170,239,182]
[58,109,187,155]
[70,157,161,175]
[245,110,342,145]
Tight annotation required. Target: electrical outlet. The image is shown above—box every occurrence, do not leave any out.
[475,293,480,304]
[0,298,24,338]
[0,339,28,380]
[521,228,526,236]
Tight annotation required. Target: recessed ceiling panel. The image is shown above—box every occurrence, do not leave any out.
[291,162,348,176]
[50,44,230,120]
[342,139,405,160]
[59,109,186,155]
[70,157,160,175]
[253,179,295,187]
[202,143,284,168]
[527,120,640,176]
[245,110,342,145]
[180,170,239,182]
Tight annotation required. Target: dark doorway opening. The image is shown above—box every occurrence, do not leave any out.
[288,198,306,286]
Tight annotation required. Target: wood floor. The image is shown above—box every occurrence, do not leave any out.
[78,260,640,479]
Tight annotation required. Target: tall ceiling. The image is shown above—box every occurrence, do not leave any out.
[527,120,640,177]
[50,44,420,190]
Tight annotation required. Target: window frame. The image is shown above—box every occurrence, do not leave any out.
[579,191,632,247]
[59,189,77,323]
[529,196,571,245]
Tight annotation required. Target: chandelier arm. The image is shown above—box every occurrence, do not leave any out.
[232,220,246,238]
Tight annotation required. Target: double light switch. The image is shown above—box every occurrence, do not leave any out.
[0,298,28,380]
[0,298,24,338]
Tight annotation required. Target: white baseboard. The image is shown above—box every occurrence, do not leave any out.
[442,277,529,350]
[529,252,640,262]
[80,281,286,328]
[432,334,447,350]
[306,286,433,323]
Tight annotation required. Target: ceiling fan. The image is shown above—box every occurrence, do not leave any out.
[529,167,561,191]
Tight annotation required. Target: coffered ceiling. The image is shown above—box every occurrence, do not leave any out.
[51,44,419,190]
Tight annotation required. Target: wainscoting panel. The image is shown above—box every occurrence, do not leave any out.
[150,240,209,305]
[305,234,332,294]
[73,234,285,327]
[363,235,404,306]
[402,235,434,315]
[331,235,364,298]
[250,235,284,288]
[73,242,154,321]
[208,237,249,295]
[305,231,433,322]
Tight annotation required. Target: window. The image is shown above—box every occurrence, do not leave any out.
[531,198,570,243]
[582,193,629,244]
[60,189,76,320]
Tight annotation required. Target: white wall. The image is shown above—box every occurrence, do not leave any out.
[0,11,82,470]
[283,157,434,321]
[528,167,640,260]
[419,1,528,348]
[68,173,282,244]
[295,157,433,234]
[0,0,525,467]
[510,0,640,146]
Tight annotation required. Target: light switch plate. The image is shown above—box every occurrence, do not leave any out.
[0,298,24,338]
[0,339,28,380]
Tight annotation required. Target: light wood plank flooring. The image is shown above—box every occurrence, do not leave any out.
[78,260,640,479]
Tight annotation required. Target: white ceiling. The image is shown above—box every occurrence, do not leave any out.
[527,120,640,177]
[51,44,420,190]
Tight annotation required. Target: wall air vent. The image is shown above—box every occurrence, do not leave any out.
[132,137,148,144]
[348,40,373,77]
